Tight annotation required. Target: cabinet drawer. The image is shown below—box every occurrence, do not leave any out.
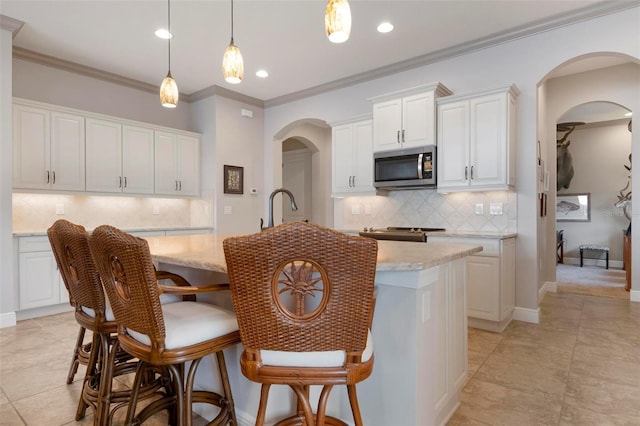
[19,236,53,253]
[428,236,500,257]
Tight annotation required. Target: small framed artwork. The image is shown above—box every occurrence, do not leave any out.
[556,193,590,222]
[223,165,244,194]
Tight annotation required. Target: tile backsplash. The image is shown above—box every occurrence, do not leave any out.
[12,193,212,233]
[337,189,517,232]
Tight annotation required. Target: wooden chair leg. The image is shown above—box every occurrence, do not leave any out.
[255,384,271,426]
[97,334,118,426]
[290,385,315,426]
[347,384,364,426]
[167,364,186,426]
[125,360,147,426]
[316,385,334,425]
[75,331,100,420]
[67,326,87,384]
[216,351,238,425]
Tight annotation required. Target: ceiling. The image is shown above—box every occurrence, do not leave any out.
[1,0,636,104]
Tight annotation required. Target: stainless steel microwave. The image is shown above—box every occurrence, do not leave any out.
[373,145,436,190]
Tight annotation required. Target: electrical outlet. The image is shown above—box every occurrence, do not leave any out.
[364,204,372,215]
[351,205,361,215]
[224,205,232,215]
[490,203,503,215]
[153,204,160,215]
[55,203,64,215]
[475,203,484,215]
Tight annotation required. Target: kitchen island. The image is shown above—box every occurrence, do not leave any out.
[145,232,482,426]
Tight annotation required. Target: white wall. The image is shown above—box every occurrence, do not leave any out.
[264,7,640,313]
[1,24,15,326]
[555,122,631,263]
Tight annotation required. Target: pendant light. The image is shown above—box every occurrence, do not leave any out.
[222,0,243,84]
[325,0,351,44]
[160,0,179,108]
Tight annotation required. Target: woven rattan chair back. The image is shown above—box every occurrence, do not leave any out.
[48,219,107,319]
[89,225,166,352]
[223,221,378,356]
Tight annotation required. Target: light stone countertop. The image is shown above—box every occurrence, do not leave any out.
[13,226,214,237]
[144,233,483,273]
[340,229,516,239]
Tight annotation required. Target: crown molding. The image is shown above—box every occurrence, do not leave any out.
[264,0,638,107]
[189,85,264,107]
[0,14,24,37]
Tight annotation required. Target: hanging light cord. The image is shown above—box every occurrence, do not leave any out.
[230,0,234,44]
[167,0,172,73]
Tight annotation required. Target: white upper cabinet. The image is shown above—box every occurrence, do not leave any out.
[370,83,452,153]
[13,103,85,191]
[86,119,155,194]
[331,118,375,195]
[437,85,518,192]
[154,131,200,196]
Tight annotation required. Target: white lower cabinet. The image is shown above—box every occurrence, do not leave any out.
[429,236,516,332]
[18,236,68,310]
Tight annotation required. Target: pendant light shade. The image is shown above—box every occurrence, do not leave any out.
[160,0,178,108]
[160,72,179,108]
[325,0,351,44]
[222,0,243,84]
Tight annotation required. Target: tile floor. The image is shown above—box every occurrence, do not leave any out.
[1,291,639,425]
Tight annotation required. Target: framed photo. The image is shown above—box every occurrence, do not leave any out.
[556,193,590,222]
[223,165,244,194]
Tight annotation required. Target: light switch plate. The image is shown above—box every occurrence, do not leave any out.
[364,204,372,215]
[351,205,360,215]
[153,205,160,215]
[475,203,484,215]
[55,203,64,215]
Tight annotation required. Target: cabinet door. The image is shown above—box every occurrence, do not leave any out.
[500,238,516,321]
[437,101,469,190]
[19,251,61,310]
[465,256,500,321]
[50,111,85,191]
[86,118,123,192]
[176,135,200,196]
[122,125,155,194]
[353,120,373,191]
[402,92,435,149]
[332,124,354,194]
[450,258,468,391]
[154,131,179,195]
[372,99,402,152]
[13,105,50,190]
[469,94,506,187]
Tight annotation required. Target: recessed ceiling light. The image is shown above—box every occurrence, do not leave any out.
[155,29,172,39]
[256,69,269,78]
[377,22,394,33]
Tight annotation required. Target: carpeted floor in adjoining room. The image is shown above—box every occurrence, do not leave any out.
[555,263,628,299]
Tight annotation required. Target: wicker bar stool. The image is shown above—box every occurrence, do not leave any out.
[48,220,171,425]
[90,224,240,426]
[223,222,378,426]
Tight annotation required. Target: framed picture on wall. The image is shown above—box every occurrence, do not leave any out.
[223,165,244,194]
[556,193,590,222]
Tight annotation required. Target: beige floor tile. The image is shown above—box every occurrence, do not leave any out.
[564,375,640,418]
[457,380,562,426]
[502,320,578,353]
[12,382,83,426]
[569,348,640,387]
[559,402,640,426]
[1,359,75,402]
[0,389,9,405]
[446,411,493,426]
[467,327,504,357]
[0,402,25,426]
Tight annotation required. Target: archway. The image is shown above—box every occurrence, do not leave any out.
[272,119,332,227]
[538,52,639,299]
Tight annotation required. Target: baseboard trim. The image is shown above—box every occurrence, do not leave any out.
[0,311,17,328]
[512,306,539,324]
[539,281,557,302]
[631,289,640,303]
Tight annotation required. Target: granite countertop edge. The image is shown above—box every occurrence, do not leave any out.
[13,226,215,237]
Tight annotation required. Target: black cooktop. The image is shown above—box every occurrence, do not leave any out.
[358,227,446,242]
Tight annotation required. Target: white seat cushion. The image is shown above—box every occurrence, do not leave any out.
[260,330,373,368]
[127,301,239,350]
[81,304,115,322]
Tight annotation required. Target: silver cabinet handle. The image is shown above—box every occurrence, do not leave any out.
[178,180,182,191]
[124,177,127,188]
[470,166,474,180]
[352,176,356,187]
[119,176,122,188]
[465,166,468,180]
[402,129,405,142]
[46,170,50,184]
[175,180,179,191]
[396,130,400,143]
[52,171,56,184]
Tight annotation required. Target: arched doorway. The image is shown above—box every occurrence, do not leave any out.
[272,119,332,227]
[538,52,639,298]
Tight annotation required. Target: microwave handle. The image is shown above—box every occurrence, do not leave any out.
[418,153,423,178]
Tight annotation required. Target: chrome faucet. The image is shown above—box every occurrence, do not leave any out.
[264,188,298,229]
